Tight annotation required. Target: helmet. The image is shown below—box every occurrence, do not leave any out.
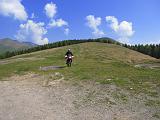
[68,49,71,51]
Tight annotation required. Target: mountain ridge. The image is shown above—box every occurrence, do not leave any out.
[0,38,36,54]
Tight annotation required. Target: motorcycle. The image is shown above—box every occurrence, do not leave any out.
[65,55,74,67]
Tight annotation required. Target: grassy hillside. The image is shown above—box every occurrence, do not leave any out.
[0,38,35,54]
[0,42,159,95]
[0,37,120,59]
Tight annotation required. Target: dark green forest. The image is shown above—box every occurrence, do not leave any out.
[123,44,160,59]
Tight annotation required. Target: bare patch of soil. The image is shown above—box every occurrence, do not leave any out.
[135,63,160,69]
[40,66,66,71]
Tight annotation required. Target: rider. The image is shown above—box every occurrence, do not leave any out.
[65,49,74,63]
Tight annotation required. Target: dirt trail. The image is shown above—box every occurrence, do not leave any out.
[135,63,160,69]
[0,57,45,65]
[0,73,159,120]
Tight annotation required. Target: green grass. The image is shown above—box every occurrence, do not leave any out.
[0,42,159,96]
[145,99,160,107]
[112,92,128,103]
[153,113,160,119]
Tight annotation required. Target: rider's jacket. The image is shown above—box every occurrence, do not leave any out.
[65,51,73,56]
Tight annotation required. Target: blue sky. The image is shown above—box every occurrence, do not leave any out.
[0,0,159,45]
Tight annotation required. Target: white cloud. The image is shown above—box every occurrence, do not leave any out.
[86,15,104,37]
[106,16,118,31]
[30,13,35,19]
[64,28,69,35]
[106,16,134,43]
[93,29,105,37]
[48,18,68,28]
[44,2,69,35]
[0,0,28,21]
[15,20,48,45]
[44,2,57,19]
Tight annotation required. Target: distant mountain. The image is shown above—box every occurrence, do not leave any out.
[0,38,36,54]
[97,37,120,43]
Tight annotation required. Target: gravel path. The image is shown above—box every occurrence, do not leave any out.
[0,73,159,120]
